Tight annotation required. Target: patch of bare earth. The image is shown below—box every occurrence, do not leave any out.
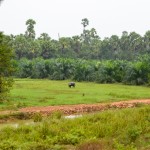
[19,99,150,115]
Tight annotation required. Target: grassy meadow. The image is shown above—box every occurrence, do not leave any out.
[0,79,150,149]
[0,106,150,149]
[2,78,150,108]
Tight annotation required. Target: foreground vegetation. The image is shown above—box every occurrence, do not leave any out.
[0,106,150,150]
[0,79,149,109]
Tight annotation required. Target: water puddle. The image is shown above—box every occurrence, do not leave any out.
[64,114,82,119]
[0,114,83,129]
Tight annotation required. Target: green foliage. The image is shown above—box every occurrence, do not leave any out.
[14,57,150,85]
[123,60,150,85]
[25,19,36,39]
[16,58,32,78]
[0,32,14,102]
[33,113,43,122]
[8,18,150,61]
[55,133,80,145]
[0,106,150,149]
[24,142,51,150]
[127,126,142,142]
[113,140,137,150]
[49,111,63,120]
[0,140,18,150]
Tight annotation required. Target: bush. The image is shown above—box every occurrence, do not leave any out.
[0,140,18,150]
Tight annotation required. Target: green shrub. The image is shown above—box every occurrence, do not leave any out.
[49,111,63,120]
[33,112,43,122]
[128,127,142,142]
[54,134,80,145]
[24,142,52,150]
[0,140,18,150]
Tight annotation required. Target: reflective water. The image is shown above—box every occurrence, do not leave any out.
[0,114,83,129]
[64,114,82,119]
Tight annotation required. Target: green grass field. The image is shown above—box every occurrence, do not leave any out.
[1,79,150,149]
[3,78,150,108]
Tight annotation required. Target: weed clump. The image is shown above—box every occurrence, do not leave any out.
[33,112,43,122]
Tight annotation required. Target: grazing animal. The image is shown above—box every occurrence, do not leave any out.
[68,82,75,88]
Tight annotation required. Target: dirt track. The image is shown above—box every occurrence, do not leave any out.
[19,99,150,115]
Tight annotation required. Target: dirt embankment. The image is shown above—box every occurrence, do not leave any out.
[1,99,150,117]
[19,99,150,115]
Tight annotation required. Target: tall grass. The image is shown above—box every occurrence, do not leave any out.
[0,106,150,149]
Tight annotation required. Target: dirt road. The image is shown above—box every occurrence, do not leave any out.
[19,99,150,115]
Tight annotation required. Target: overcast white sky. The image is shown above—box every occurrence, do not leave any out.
[0,0,150,39]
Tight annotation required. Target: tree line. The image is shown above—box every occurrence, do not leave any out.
[10,18,150,85]
[15,56,150,85]
[6,18,150,61]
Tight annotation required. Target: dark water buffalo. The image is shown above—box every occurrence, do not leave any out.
[68,82,75,88]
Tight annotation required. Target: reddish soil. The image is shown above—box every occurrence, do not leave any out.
[1,99,150,116]
[19,99,150,115]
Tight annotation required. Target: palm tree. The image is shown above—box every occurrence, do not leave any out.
[81,18,89,30]
[25,19,36,39]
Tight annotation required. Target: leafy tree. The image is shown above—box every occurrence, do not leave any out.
[128,32,143,53]
[99,37,112,59]
[9,18,150,61]
[81,18,89,30]
[38,33,56,59]
[25,39,41,59]
[81,18,90,44]
[25,19,36,39]
[39,33,51,41]
[80,18,100,59]
[12,34,28,59]
[0,32,14,101]
[71,36,81,55]
[58,37,74,58]
[16,58,32,78]
[13,34,41,60]
[144,31,150,53]
[31,58,47,78]
[50,58,75,80]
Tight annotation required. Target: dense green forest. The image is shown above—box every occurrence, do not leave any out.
[2,18,150,85]
[15,57,150,85]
